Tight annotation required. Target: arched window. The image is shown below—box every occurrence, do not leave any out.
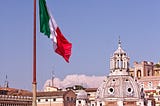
[147,69,151,76]
[137,70,141,79]
[100,103,102,106]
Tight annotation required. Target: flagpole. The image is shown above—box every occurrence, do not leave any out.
[32,0,37,106]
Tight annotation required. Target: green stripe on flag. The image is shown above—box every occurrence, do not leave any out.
[39,0,51,38]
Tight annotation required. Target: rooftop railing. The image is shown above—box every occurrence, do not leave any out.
[0,95,32,101]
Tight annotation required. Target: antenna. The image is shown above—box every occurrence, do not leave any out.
[51,69,55,87]
[4,75,9,88]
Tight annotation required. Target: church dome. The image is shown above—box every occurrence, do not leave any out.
[77,90,88,99]
[96,75,141,101]
[95,38,143,105]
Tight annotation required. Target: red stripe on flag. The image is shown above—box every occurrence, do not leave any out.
[55,27,72,63]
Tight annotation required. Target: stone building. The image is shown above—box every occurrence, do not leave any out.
[37,90,76,106]
[85,88,97,106]
[96,39,144,106]
[0,87,32,106]
[130,61,160,106]
[133,61,154,79]
[76,90,89,106]
[65,85,97,106]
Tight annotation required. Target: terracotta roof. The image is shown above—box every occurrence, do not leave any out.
[0,87,32,96]
[37,90,73,97]
[85,88,97,92]
[144,89,156,93]
[0,87,17,91]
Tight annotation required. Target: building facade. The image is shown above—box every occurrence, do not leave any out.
[76,90,89,106]
[0,87,32,106]
[37,90,76,106]
[85,88,97,106]
[131,61,160,106]
[0,95,32,106]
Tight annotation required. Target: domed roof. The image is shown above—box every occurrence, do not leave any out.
[96,75,141,101]
[114,46,126,55]
[77,90,88,99]
[113,39,126,55]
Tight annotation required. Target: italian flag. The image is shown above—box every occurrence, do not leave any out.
[39,0,72,63]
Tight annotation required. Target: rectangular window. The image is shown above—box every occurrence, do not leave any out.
[67,97,70,101]
[53,98,56,101]
[38,99,41,102]
[71,97,73,101]
[147,70,150,76]
[45,99,48,102]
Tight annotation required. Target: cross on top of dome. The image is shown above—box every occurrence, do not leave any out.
[118,36,121,48]
[114,37,126,55]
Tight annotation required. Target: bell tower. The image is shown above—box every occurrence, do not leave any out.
[109,37,130,76]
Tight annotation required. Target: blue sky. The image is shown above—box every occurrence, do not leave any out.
[0,0,160,90]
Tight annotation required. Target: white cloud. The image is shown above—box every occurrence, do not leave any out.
[43,74,105,89]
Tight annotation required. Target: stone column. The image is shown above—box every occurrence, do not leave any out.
[117,100,123,106]
[147,100,152,106]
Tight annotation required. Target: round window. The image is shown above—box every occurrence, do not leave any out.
[127,87,133,94]
[128,88,132,92]
[108,87,114,94]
